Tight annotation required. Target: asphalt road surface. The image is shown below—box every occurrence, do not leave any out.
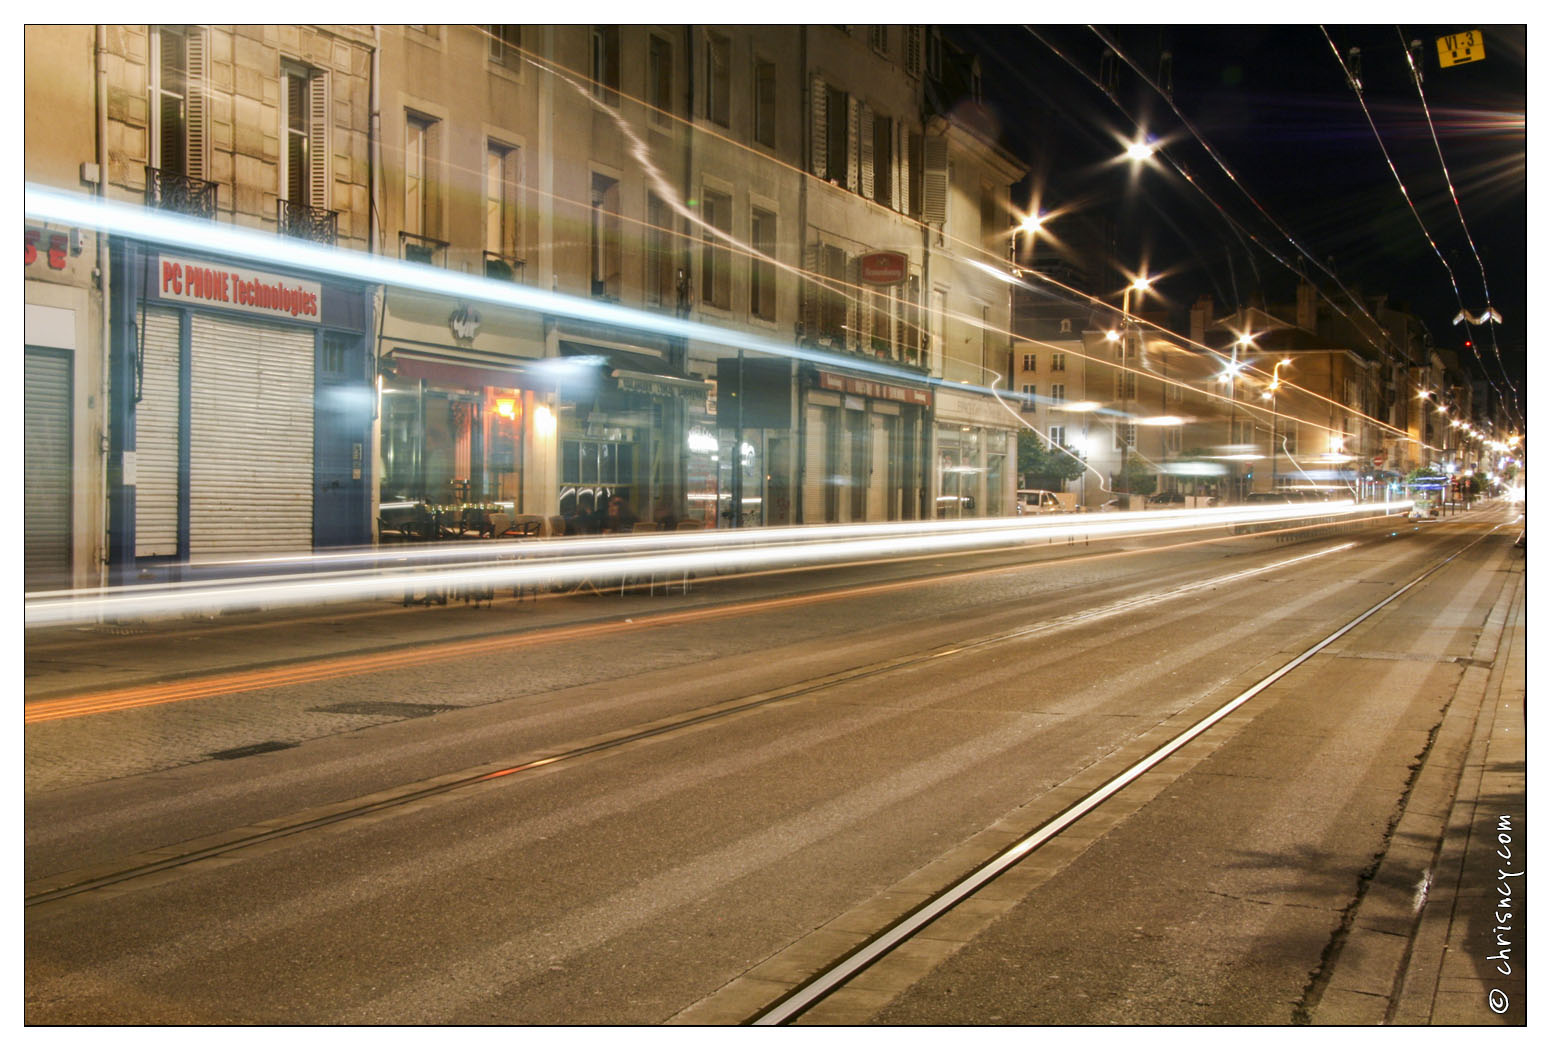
[24,505,1521,1024]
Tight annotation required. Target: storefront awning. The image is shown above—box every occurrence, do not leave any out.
[612,369,712,399]
[386,351,555,392]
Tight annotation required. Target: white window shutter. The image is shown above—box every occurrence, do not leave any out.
[308,68,330,210]
[894,122,907,212]
[185,28,210,182]
[858,102,874,200]
[810,73,827,179]
[846,96,860,193]
[922,134,948,224]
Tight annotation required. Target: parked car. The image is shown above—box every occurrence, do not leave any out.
[1146,491,1185,507]
[1016,489,1073,514]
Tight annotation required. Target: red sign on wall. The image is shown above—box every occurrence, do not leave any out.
[858,251,909,286]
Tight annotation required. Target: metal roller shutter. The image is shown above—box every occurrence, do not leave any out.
[24,348,72,589]
[189,315,314,558]
[802,402,828,524]
[135,309,182,557]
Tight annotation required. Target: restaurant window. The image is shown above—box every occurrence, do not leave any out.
[378,379,525,511]
[753,57,777,147]
[591,26,620,106]
[750,207,776,321]
[701,189,732,310]
[590,172,621,299]
[648,36,673,124]
[706,32,730,127]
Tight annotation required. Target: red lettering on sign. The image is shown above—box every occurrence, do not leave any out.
[24,229,38,266]
[163,260,183,294]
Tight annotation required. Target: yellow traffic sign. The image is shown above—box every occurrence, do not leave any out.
[1438,30,1485,68]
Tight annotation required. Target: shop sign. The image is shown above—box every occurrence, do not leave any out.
[155,253,322,322]
[817,370,931,406]
[25,225,80,271]
[858,251,908,286]
[449,303,482,341]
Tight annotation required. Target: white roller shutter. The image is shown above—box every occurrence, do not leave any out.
[189,315,314,558]
[24,348,72,588]
[136,308,182,557]
[803,402,828,524]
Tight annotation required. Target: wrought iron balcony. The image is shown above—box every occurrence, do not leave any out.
[145,167,218,220]
[483,251,525,281]
[277,200,338,245]
[399,231,449,267]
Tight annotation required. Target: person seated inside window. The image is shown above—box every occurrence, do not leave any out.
[602,495,638,532]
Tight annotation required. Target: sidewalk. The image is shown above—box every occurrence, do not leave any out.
[1313,538,1526,1025]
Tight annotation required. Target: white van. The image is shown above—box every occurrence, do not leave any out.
[1016,489,1073,515]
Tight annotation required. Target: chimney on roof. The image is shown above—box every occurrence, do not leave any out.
[1189,294,1214,345]
[1297,280,1318,331]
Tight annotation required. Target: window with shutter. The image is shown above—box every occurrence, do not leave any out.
[922,135,948,224]
[858,102,874,200]
[810,73,828,178]
[872,114,892,205]
[825,85,849,185]
[846,95,860,193]
[152,26,209,180]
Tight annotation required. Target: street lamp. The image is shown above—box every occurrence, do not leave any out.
[1260,357,1293,492]
[1113,276,1152,505]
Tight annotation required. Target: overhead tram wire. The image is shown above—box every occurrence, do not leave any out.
[1319,28,1520,432]
[1074,26,1421,378]
[1394,25,1524,429]
[1017,27,1448,459]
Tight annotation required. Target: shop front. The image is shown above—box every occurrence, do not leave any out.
[932,388,1016,518]
[376,350,554,537]
[554,338,710,533]
[799,367,931,524]
[108,240,373,582]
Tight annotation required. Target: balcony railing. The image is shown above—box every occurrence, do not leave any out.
[483,251,525,281]
[145,167,218,220]
[399,231,449,267]
[277,200,338,245]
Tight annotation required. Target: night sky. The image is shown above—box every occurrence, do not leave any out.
[953,24,1526,418]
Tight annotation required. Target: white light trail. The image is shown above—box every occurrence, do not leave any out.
[25,501,1410,628]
